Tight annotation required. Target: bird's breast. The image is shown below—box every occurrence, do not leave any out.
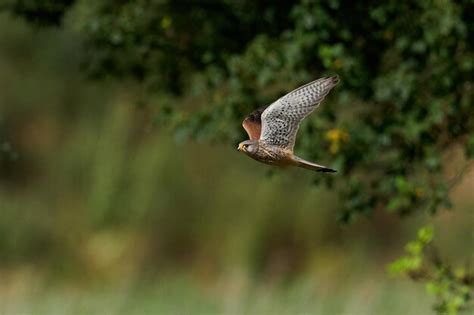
[252,145,293,166]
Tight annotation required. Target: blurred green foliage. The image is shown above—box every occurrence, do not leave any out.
[1,0,75,25]
[5,0,472,220]
[389,226,474,315]
[1,1,473,314]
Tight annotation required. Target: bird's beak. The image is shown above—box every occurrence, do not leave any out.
[237,143,245,152]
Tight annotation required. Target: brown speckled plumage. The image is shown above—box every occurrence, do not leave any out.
[238,76,339,173]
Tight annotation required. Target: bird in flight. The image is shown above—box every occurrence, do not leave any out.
[237,76,339,172]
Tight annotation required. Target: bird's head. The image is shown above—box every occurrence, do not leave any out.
[237,140,258,155]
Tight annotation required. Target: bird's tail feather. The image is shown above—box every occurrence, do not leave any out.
[293,156,336,173]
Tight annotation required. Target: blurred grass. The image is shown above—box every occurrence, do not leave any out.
[1,269,434,315]
[0,12,473,315]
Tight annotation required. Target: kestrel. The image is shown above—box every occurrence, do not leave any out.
[237,76,339,172]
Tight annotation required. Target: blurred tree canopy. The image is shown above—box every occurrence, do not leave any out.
[4,0,473,219]
[2,0,473,313]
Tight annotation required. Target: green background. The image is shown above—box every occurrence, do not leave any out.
[0,1,473,314]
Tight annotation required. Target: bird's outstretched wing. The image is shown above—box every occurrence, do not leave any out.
[242,106,267,140]
[260,76,339,150]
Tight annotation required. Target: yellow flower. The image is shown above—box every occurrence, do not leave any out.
[414,187,425,198]
[333,59,344,69]
[325,128,349,154]
[161,16,172,29]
